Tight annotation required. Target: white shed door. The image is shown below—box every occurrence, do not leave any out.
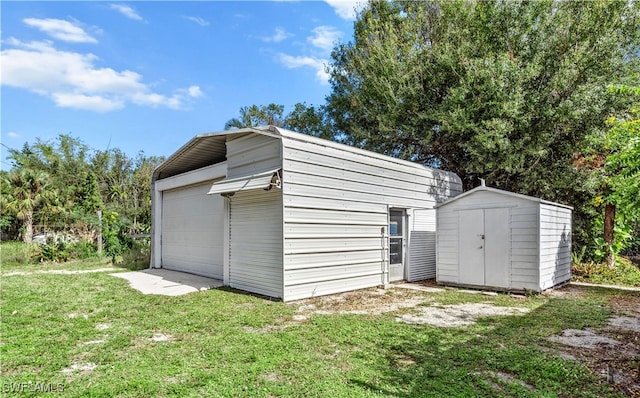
[484,208,510,287]
[161,182,224,279]
[459,209,485,285]
[458,208,510,288]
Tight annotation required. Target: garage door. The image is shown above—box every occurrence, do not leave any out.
[161,181,224,278]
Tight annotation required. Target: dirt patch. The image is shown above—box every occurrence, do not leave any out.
[547,288,640,396]
[477,370,536,393]
[396,303,530,327]
[61,361,97,374]
[149,333,173,342]
[293,287,429,316]
[548,329,622,349]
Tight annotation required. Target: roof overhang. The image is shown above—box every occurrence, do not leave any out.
[152,126,281,182]
[208,169,282,196]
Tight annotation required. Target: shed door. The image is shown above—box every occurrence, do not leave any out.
[389,209,406,282]
[459,209,485,285]
[161,182,224,278]
[484,208,510,287]
[458,208,510,288]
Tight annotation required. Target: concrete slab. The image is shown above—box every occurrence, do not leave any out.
[111,268,223,296]
[393,283,445,293]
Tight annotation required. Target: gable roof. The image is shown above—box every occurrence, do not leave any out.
[434,185,573,210]
[153,125,461,186]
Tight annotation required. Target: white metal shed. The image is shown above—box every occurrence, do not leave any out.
[435,183,572,292]
[151,126,463,301]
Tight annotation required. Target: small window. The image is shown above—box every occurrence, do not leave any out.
[389,210,403,237]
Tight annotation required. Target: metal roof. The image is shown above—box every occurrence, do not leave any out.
[152,127,275,181]
[434,185,573,210]
[153,125,462,186]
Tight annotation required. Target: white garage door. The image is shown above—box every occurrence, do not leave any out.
[161,181,224,278]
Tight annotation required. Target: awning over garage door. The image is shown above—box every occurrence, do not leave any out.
[208,169,281,196]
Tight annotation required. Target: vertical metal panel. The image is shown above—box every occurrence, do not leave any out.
[229,189,283,298]
[407,209,437,281]
[161,181,224,278]
[458,209,485,285]
[484,208,511,288]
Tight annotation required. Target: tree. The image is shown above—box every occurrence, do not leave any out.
[224,104,285,129]
[2,169,55,243]
[326,0,640,251]
[589,85,640,266]
[284,102,334,140]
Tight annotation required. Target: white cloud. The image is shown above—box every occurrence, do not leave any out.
[110,4,144,21]
[277,53,329,84]
[52,93,124,112]
[324,0,364,20]
[187,85,203,98]
[183,16,209,27]
[7,132,20,139]
[260,27,293,43]
[0,39,200,112]
[308,26,342,52]
[23,18,97,43]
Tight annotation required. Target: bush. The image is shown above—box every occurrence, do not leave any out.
[572,256,640,287]
[0,241,39,265]
[120,241,150,270]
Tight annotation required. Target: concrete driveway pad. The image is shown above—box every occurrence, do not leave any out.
[111,269,222,296]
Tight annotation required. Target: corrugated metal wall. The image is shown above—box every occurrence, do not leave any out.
[408,209,437,281]
[510,205,540,291]
[281,137,460,301]
[226,133,281,178]
[538,204,572,290]
[229,189,283,298]
[161,181,224,278]
[224,132,284,298]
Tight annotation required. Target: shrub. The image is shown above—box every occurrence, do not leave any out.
[572,256,640,287]
[0,241,39,265]
[120,241,150,270]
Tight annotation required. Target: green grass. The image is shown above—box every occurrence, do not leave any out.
[1,261,632,397]
[572,256,640,287]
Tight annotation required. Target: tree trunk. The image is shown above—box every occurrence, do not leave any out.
[96,209,103,256]
[23,211,34,243]
[604,203,616,268]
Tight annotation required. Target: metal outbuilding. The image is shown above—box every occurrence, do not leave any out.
[151,126,462,301]
[435,182,572,292]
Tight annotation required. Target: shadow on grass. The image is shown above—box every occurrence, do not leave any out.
[348,288,628,397]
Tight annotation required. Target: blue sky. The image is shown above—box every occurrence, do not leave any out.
[1,1,362,169]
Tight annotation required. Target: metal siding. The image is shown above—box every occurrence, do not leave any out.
[161,181,224,278]
[281,138,460,301]
[408,209,437,281]
[226,134,281,179]
[229,189,283,298]
[538,204,572,290]
[436,210,459,283]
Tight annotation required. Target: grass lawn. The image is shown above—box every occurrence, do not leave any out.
[1,257,638,397]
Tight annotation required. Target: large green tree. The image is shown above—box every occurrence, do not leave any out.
[224,104,285,130]
[326,0,640,251]
[4,135,164,240]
